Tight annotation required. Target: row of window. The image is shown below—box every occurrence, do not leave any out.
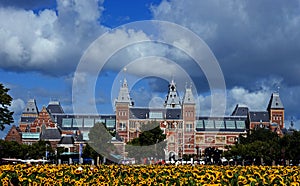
[272,115,282,121]
[118,111,127,116]
[62,118,115,128]
[185,111,194,117]
[196,120,246,129]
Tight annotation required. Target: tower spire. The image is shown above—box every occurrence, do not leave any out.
[164,79,181,109]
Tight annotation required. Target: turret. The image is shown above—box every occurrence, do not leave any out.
[164,79,181,109]
[267,92,284,129]
[115,78,133,142]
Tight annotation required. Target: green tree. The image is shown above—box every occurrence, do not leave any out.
[281,131,300,165]
[82,143,101,161]
[28,140,53,159]
[88,122,117,163]
[224,128,280,165]
[0,83,14,130]
[126,120,166,162]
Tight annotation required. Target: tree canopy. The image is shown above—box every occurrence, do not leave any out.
[224,128,300,165]
[0,140,53,160]
[88,122,118,163]
[126,120,166,162]
[0,83,14,130]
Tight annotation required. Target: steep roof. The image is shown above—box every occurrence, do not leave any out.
[267,92,284,110]
[182,86,195,105]
[248,111,270,122]
[40,128,61,140]
[47,101,64,114]
[231,104,249,116]
[164,79,181,109]
[115,78,133,106]
[23,99,39,114]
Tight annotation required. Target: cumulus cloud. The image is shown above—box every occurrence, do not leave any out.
[197,85,271,116]
[9,98,26,116]
[151,0,300,128]
[0,0,105,76]
[152,0,300,87]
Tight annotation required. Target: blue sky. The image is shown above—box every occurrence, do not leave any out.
[1,0,300,138]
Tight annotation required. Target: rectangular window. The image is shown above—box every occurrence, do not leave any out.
[84,118,94,128]
[204,120,214,129]
[236,120,246,129]
[73,118,83,127]
[149,112,163,119]
[185,123,193,132]
[105,119,115,128]
[225,120,236,129]
[62,118,72,128]
[196,120,204,129]
[95,119,105,124]
[119,123,126,131]
[215,120,225,129]
[178,123,183,129]
[129,122,135,129]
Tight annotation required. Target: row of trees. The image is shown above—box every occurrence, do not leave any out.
[0,140,54,160]
[224,128,300,165]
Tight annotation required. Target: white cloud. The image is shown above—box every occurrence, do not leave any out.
[0,0,106,75]
[227,87,270,112]
[197,85,272,116]
[9,98,25,116]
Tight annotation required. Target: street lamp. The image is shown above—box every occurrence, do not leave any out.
[195,146,199,160]
[45,144,49,160]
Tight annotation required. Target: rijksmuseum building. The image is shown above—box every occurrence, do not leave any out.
[5,78,286,160]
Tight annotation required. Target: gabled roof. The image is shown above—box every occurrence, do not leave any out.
[267,92,284,110]
[47,101,64,114]
[248,111,270,122]
[231,104,249,116]
[40,128,61,140]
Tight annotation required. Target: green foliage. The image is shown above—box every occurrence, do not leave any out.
[82,143,101,160]
[126,120,166,161]
[224,129,300,165]
[87,122,117,161]
[0,83,14,130]
[0,140,53,160]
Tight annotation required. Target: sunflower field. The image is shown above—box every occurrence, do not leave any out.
[1,164,300,185]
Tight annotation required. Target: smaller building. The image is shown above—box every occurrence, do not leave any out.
[4,125,22,144]
[40,127,62,149]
